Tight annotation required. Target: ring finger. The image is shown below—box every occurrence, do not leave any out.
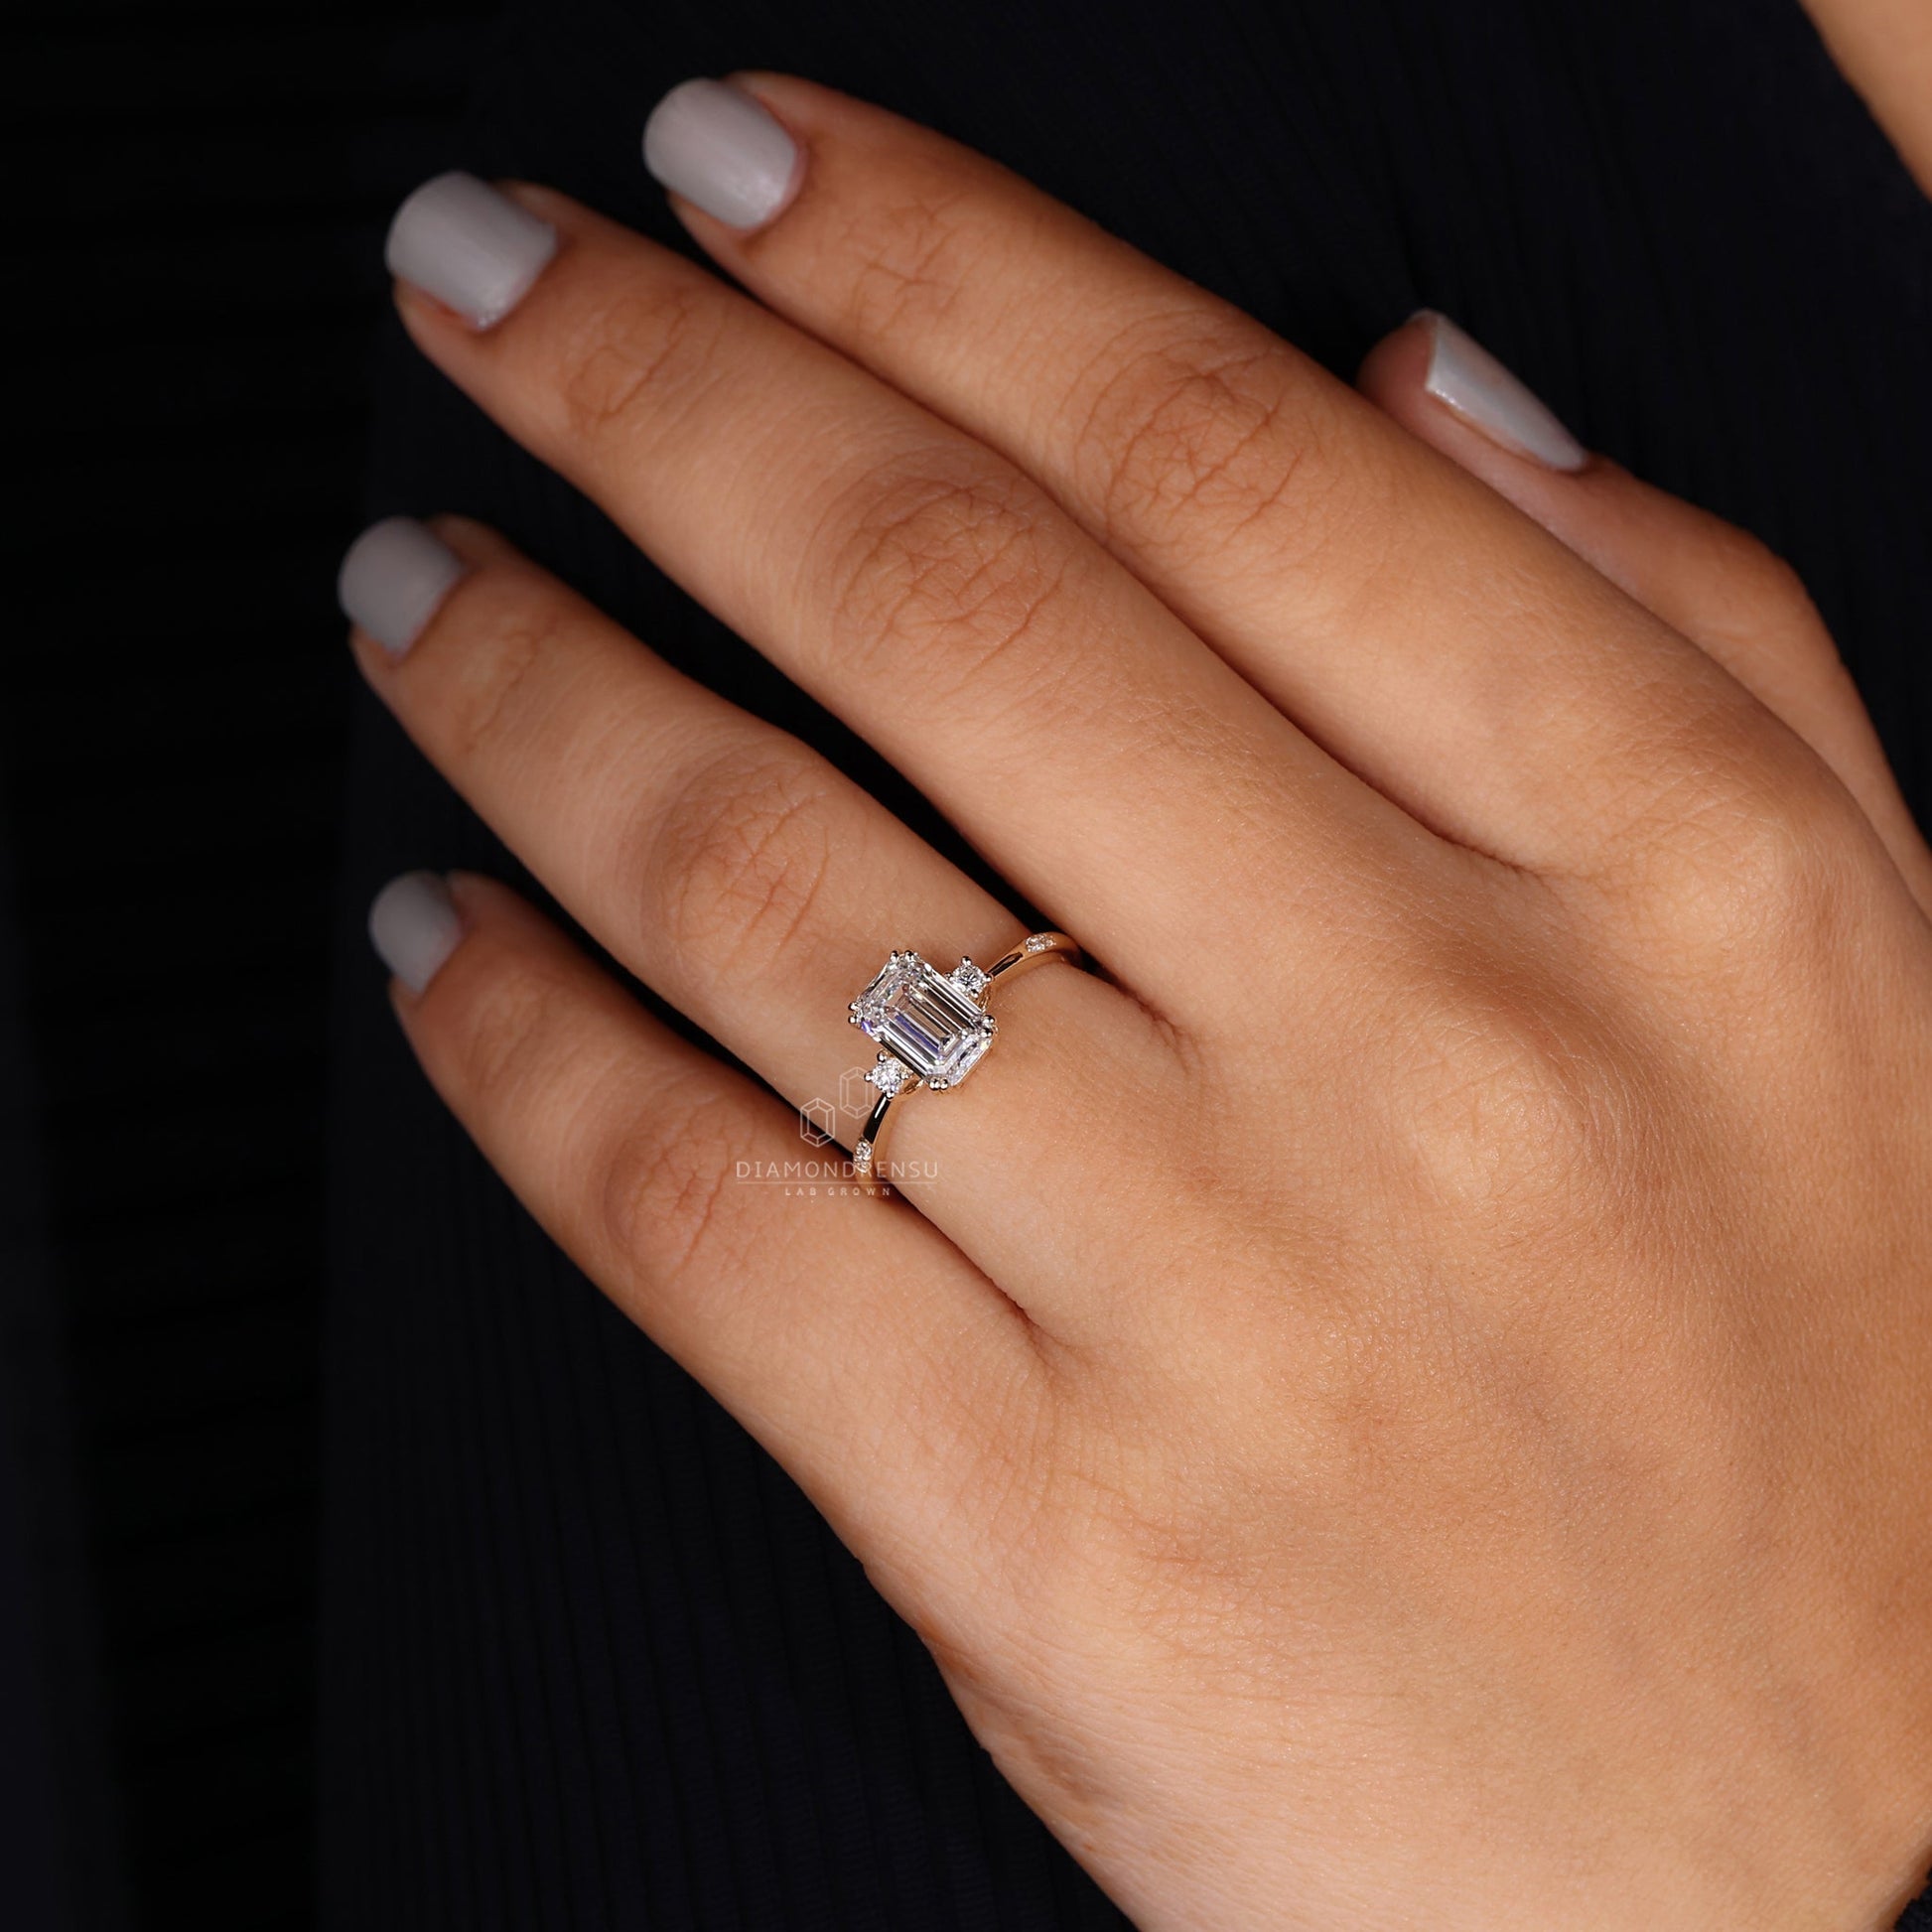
[341,512,1178,1322]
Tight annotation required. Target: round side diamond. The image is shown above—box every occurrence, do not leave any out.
[867,1056,911,1096]
[951,958,988,997]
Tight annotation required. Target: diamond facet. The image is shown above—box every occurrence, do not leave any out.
[850,950,996,1090]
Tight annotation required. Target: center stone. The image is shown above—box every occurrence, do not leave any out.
[851,952,997,1090]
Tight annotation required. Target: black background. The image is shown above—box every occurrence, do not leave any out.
[6,7,492,1925]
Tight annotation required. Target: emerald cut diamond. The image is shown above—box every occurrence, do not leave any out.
[850,951,997,1091]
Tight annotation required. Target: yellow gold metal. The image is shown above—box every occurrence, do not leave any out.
[981,928,1081,989]
[850,931,1080,1192]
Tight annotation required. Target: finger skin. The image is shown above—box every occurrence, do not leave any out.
[1802,0,1932,197]
[387,184,1419,1026]
[350,516,1184,1318]
[1358,316,1932,911]
[384,869,1049,1596]
[670,73,1803,882]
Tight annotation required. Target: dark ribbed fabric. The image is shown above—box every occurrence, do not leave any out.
[321,1,1932,1925]
[8,8,495,1927]
[0,803,127,1932]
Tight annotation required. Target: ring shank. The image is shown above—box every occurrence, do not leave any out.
[982,928,1082,991]
[852,930,1080,1190]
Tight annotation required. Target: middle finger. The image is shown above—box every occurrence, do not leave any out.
[383,174,1445,1027]
[657,76,1802,884]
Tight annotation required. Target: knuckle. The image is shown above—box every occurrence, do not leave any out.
[1676,523,1829,665]
[1063,312,1354,554]
[832,174,996,340]
[637,737,842,984]
[596,1078,745,1280]
[1703,522,1818,624]
[553,273,724,449]
[441,573,574,763]
[446,951,575,1114]
[1389,964,1653,1224]
[816,454,1074,701]
[1649,748,1870,968]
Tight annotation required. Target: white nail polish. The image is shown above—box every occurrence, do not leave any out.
[369,872,464,994]
[384,171,558,329]
[338,516,467,657]
[1418,311,1587,473]
[642,79,799,229]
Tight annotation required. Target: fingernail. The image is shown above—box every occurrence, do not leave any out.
[338,516,467,657]
[384,171,558,329]
[369,872,464,993]
[643,78,799,229]
[1416,312,1587,473]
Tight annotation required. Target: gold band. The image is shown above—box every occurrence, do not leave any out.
[852,931,1080,1190]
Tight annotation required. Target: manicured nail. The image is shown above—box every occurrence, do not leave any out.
[338,516,466,657]
[643,79,799,229]
[384,171,558,329]
[369,872,464,993]
[1416,312,1587,472]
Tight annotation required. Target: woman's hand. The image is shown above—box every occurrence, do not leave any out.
[341,76,1932,1930]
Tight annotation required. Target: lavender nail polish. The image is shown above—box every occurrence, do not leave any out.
[1418,311,1587,472]
[385,172,558,329]
[368,872,464,993]
[338,516,466,657]
[643,79,799,229]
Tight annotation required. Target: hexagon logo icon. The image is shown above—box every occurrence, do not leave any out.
[838,1063,877,1119]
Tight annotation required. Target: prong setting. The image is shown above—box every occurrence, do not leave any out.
[849,949,996,1091]
[842,933,1080,1191]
